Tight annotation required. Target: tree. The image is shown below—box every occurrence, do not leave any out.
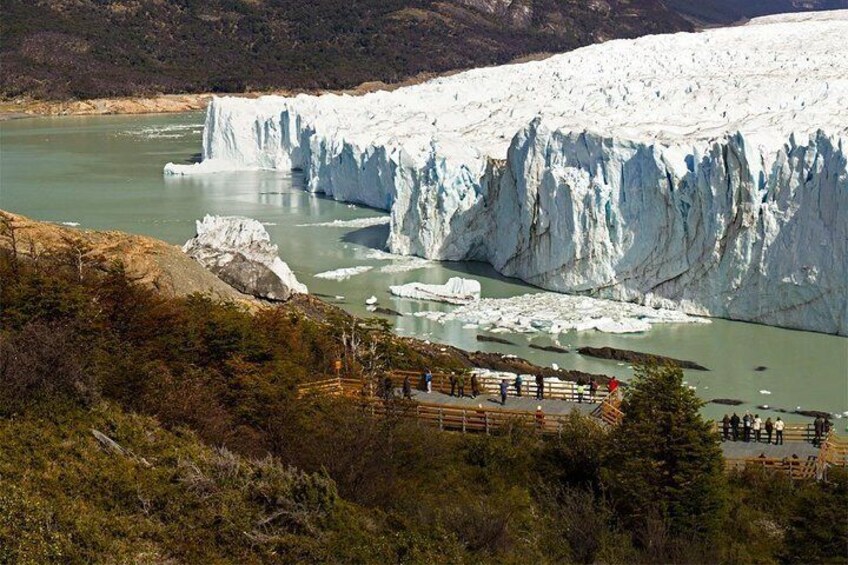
[602,363,727,550]
[781,467,848,563]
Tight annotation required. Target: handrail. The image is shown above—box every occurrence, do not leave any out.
[389,370,608,404]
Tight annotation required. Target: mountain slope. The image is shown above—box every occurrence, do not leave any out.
[1,0,691,100]
[664,0,848,25]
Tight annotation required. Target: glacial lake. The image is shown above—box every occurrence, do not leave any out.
[2,112,846,425]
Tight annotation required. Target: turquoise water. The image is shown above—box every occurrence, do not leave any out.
[1,112,846,424]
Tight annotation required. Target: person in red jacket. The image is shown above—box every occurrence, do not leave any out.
[608,376,619,395]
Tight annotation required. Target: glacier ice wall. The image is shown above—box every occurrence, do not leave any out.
[165,11,848,334]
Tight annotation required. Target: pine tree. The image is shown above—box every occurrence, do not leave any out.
[602,363,727,545]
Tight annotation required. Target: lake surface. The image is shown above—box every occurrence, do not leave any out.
[2,112,846,424]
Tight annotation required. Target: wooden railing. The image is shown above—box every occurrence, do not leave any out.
[366,398,579,436]
[591,389,624,426]
[725,455,820,480]
[712,422,819,443]
[390,370,608,403]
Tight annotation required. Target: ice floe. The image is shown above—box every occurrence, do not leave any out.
[314,266,373,280]
[390,277,481,305]
[296,217,389,228]
[415,292,708,334]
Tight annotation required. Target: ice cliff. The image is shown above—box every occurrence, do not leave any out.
[183,215,307,300]
[166,12,848,335]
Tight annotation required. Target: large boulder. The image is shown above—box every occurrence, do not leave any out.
[183,215,307,301]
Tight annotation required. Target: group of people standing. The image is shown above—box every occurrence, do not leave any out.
[722,412,784,444]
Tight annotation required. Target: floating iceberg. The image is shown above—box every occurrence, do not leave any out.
[183,215,307,300]
[390,277,481,305]
[415,292,707,334]
[314,266,373,280]
[166,12,848,335]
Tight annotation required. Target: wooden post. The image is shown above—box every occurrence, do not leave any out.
[439,407,443,431]
[462,410,467,433]
[485,412,489,435]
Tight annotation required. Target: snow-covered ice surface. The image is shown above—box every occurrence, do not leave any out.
[415,292,709,334]
[390,277,482,305]
[363,249,432,273]
[165,12,848,334]
[183,215,307,299]
[314,266,373,280]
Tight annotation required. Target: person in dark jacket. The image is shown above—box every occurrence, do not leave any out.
[470,373,480,398]
[589,378,598,402]
[449,372,457,397]
[764,417,774,444]
[457,372,466,398]
[402,375,412,399]
[514,374,523,397]
[742,412,752,442]
[814,415,823,446]
[382,374,394,401]
[535,374,544,400]
[499,379,508,405]
[730,412,741,441]
[721,414,731,441]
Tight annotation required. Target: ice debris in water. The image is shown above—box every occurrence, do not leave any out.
[390,277,481,305]
[365,296,378,305]
[760,390,772,395]
[416,292,707,334]
[296,217,389,228]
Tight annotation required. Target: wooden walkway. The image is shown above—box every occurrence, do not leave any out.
[298,375,845,480]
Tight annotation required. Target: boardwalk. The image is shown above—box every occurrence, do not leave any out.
[299,374,846,480]
[397,388,598,417]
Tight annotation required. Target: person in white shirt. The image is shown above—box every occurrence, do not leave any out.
[753,415,762,443]
[774,417,785,445]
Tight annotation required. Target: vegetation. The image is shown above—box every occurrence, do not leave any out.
[1,242,846,563]
[0,0,691,100]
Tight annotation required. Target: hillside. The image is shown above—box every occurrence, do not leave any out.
[2,213,847,563]
[0,0,692,100]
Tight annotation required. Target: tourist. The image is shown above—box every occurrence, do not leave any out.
[535,374,545,400]
[535,405,545,431]
[383,374,393,401]
[722,414,730,441]
[424,369,433,393]
[608,376,619,396]
[823,416,832,436]
[500,379,508,405]
[753,414,762,443]
[814,415,823,446]
[589,378,598,401]
[730,412,740,441]
[775,417,785,445]
[471,373,480,399]
[743,412,752,442]
[402,375,412,399]
[765,417,774,444]
[514,374,523,397]
[449,372,457,397]
[457,372,466,398]
[576,380,586,404]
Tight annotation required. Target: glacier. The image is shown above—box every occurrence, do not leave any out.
[165,11,848,335]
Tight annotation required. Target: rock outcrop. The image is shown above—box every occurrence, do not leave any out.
[182,215,307,301]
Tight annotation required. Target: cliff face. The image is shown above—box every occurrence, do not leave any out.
[164,13,848,334]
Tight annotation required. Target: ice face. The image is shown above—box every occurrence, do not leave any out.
[166,12,848,334]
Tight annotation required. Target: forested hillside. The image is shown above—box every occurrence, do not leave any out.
[1,0,691,100]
